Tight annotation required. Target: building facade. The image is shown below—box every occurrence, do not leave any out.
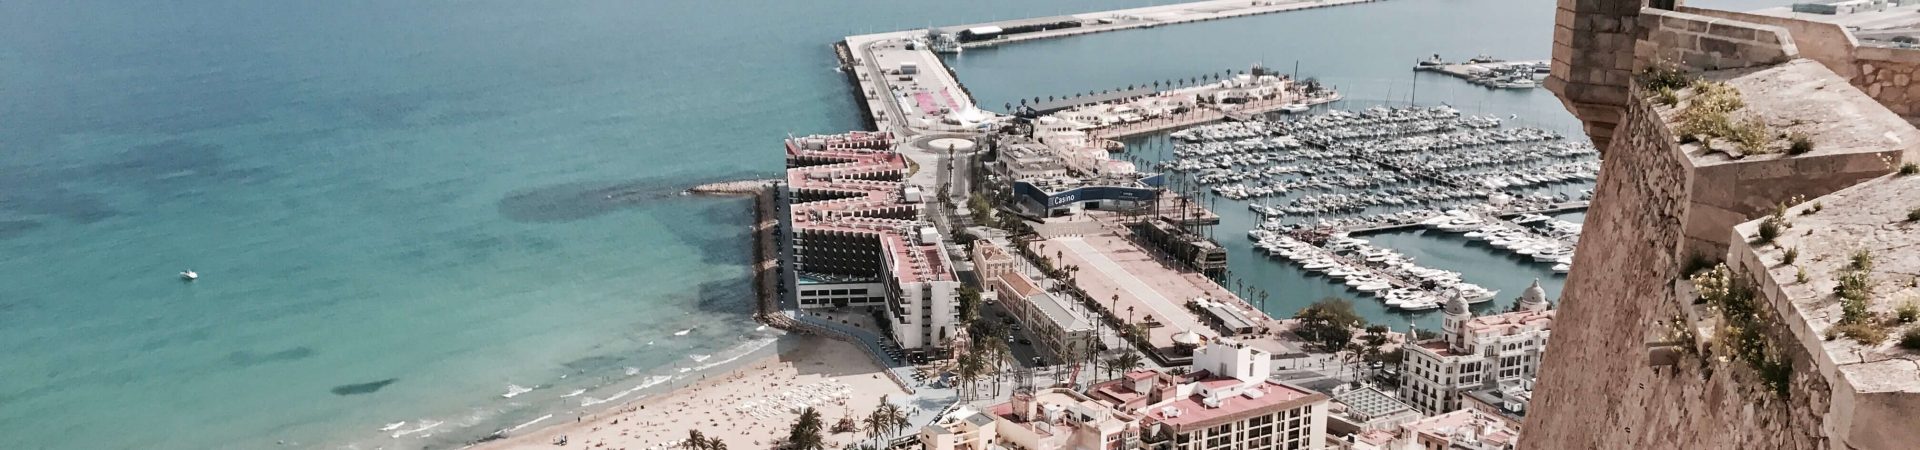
[992,270,1097,364]
[1091,340,1330,450]
[780,131,960,351]
[1399,283,1553,415]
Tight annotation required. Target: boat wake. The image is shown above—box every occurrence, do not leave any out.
[378,422,406,432]
[688,354,711,363]
[672,328,693,336]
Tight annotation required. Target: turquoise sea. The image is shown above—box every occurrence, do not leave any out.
[0,0,1781,448]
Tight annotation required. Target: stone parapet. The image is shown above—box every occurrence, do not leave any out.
[1636,8,1798,72]
[1728,173,1920,450]
[1674,7,1859,79]
[1665,60,1914,261]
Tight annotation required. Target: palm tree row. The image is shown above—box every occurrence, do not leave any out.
[785,407,826,450]
[862,396,912,447]
[680,430,729,450]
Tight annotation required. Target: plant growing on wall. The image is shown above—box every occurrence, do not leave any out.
[1693,264,1792,398]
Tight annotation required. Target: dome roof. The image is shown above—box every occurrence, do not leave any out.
[1519,278,1548,311]
[1442,288,1471,316]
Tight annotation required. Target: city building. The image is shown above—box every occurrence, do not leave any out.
[1091,339,1331,450]
[1458,379,1531,432]
[1393,409,1520,450]
[779,131,961,352]
[992,270,1097,363]
[1398,283,1553,415]
[920,406,1000,450]
[1327,386,1422,432]
[919,388,1137,450]
[970,240,1019,281]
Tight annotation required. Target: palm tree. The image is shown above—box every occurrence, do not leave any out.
[955,352,982,401]
[1108,353,1145,381]
[708,438,728,450]
[867,400,909,444]
[684,430,709,450]
[862,410,887,447]
[787,407,826,450]
[883,402,910,442]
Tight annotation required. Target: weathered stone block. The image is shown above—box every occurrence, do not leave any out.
[1706,22,1755,41]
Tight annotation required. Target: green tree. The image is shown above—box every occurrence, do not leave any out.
[1107,353,1145,380]
[968,194,994,225]
[956,285,982,326]
[786,407,826,450]
[683,430,709,450]
[1295,297,1365,352]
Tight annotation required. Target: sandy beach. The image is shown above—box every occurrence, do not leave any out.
[481,335,909,450]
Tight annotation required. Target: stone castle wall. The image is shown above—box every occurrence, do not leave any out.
[1548,0,1645,151]
[1852,46,1920,120]
[1517,72,1839,450]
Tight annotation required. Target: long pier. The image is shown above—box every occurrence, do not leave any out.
[839,0,1392,138]
[945,0,1391,50]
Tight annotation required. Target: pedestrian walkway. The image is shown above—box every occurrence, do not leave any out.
[1055,236,1211,337]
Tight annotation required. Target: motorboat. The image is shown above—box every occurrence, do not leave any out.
[180,270,198,281]
[1456,284,1499,303]
[1400,299,1440,311]
[1552,263,1572,274]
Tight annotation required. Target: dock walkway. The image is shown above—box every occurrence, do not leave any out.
[952,0,1391,49]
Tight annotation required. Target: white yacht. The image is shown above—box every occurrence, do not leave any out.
[180,270,198,281]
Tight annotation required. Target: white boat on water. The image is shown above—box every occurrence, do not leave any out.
[1400,299,1440,310]
[1552,263,1572,274]
[179,270,198,281]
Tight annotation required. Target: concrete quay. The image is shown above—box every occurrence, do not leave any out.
[946,0,1392,50]
[838,0,1392,139]
[1089,92,1343,141]
[686,178,778,196]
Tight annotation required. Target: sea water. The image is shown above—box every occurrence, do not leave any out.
[0,0,1773,448]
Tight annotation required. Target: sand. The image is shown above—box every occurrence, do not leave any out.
[480,335,909,450]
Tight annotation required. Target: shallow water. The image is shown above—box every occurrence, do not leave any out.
[1,0,1677,447]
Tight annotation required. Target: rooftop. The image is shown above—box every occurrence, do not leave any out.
[995,270,1045,300]
[1332,386,1418,421]
[1141,379,1325,432]
[785,132,955,284]
[1462,309,1555,335]
[1402,409,1519,449]
[1025,285,1093,333]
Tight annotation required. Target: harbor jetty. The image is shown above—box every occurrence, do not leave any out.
[685,179,779,196]
[1413,55,1549,89]
[836,0,1390,138]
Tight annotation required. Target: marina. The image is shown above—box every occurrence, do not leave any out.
[1156,106,1597,232]
[1248,229,1499,310]
[1413,55,1550,89]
